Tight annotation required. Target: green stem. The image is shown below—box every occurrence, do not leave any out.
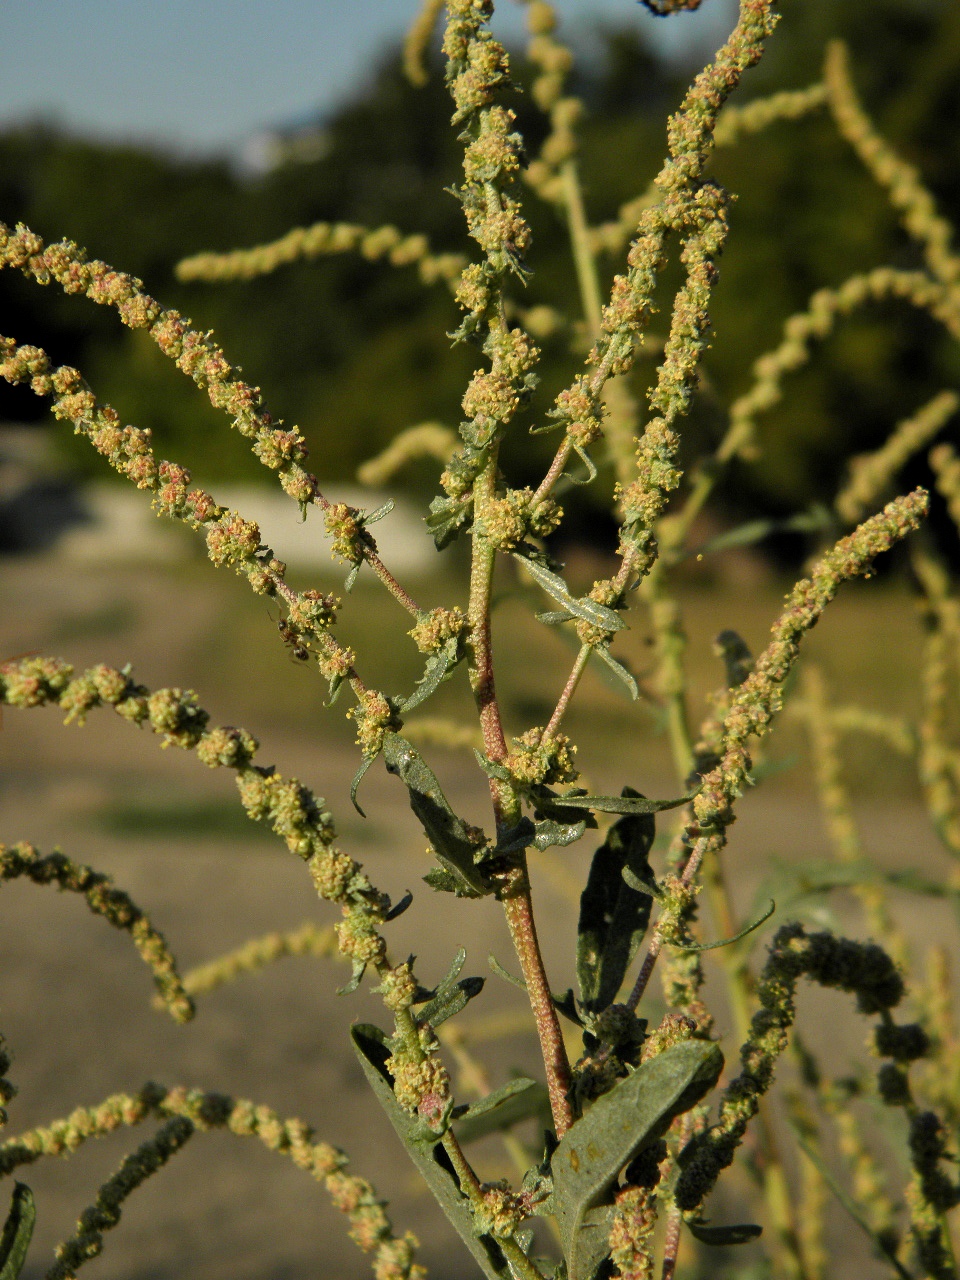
[561,159,603,334]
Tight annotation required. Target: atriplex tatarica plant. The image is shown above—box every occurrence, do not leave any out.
[1,0,960,1277]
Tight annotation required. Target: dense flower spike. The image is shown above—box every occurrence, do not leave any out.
[177,923,338,999]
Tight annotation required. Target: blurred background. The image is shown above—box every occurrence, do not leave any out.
[1,2,959,1278]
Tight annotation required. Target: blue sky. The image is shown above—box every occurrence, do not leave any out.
[0,1,737,157]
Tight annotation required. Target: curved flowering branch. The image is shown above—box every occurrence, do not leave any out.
[176,220,464,290]
[627,489,930,1012]
[0,842,193,1023]
[824,40,960,289]
[727,269,960,460]
[0,1083,424,1280]
[0,222,421,616]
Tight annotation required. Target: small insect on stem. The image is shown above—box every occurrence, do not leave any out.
[277,619,310,662]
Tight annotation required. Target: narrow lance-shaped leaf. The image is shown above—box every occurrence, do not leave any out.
[351,1025,512,1280]
[399,635,464,713]
[685,1220,763,1246]
[0,1184,35,1280]
[577,793,656,1015]
[512,553,625,633]
[552,1040,723,1280]
[544,790,695,816]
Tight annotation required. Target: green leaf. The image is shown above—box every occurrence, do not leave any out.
[552,1040,723,1280]
[0,1184,35,1280]
[426,495,473,549]
[535,610,575,626]
[675,899,776,953]
[351,1025,512,1280]
[454,1078,552,1144]
[424,866,482,898]
[544,791,694,816]
[512,554,625,633]
[473,750,513,783]
[324,671,346,707]
[364,499,395,525]
[693,504,833,558]
[686,1219,763,1246]
[415,976,485,1028]
[344,562,361,592]
[533,816,588,851]
[577,794,655,1015]
[384,734,492,897]
[350,752,378,817]
[489,954,527,990]
[400,636,464,713]
[591,646,639,700]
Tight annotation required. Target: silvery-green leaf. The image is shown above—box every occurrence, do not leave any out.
[577,794,655,1014]
[473,750,513,783]
[400,636,463,712]
[533,816,588,851]
[489,954,527,990]
[536,610,575,626]
[351,1025,512,1280]
[364,499,395,524]
[494,818,536,855]
[415,976,484,1028]
[592,646,639,700]
[551,1040,723,1280]
[0,1184,34,1280]
[344,562,361,592]
[569,442,598,485]
[338,959,367,995]
[546,791,694,816]
[512,554,625,633]
[324,671,346,706]
[426,495,472,549]
[384,734,492,896]
[685,1220,763,1246]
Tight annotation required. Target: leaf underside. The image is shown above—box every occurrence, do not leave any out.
[351,1025,512,1280]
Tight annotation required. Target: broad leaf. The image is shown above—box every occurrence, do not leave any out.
[454,1079,551,1144]
[0,1184,34,1280]
[426,495,473,549]
[577,795,655,1015]
[351,1026,512,1280]
[533,816,588,851]
[513,554,625,633]
[552,1040,723,1280]
[384,734,492,897]
[685,1220,763,1246]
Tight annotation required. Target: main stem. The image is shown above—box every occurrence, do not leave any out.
[468,452,575,1138]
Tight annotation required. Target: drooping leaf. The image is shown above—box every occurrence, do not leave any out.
[552,1040,723,1280]
[675,899,776,953]
[543,790,695,816]
[384,734,492,897]
[473,750,513,783]
[454,1078,551,1144]
[489,954,527,990]
[0,1184,34,1280]
[384,891,413,922]
[577,795,656,1015]
[685,1219,762,1246]
[570,441,599,484]
[338,959,367,995]
[351,1025,512,1280]
[693,504,832,558]
[424,865,482,898]
[591,646,639,701]
[400,636,464,713]
[350,752,378,817]
[513,554,625,633]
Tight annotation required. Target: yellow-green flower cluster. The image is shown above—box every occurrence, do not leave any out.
[504,727,577,787]
[408,607,469,654]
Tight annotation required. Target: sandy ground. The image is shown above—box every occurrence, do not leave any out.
[0,552,954,1279]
